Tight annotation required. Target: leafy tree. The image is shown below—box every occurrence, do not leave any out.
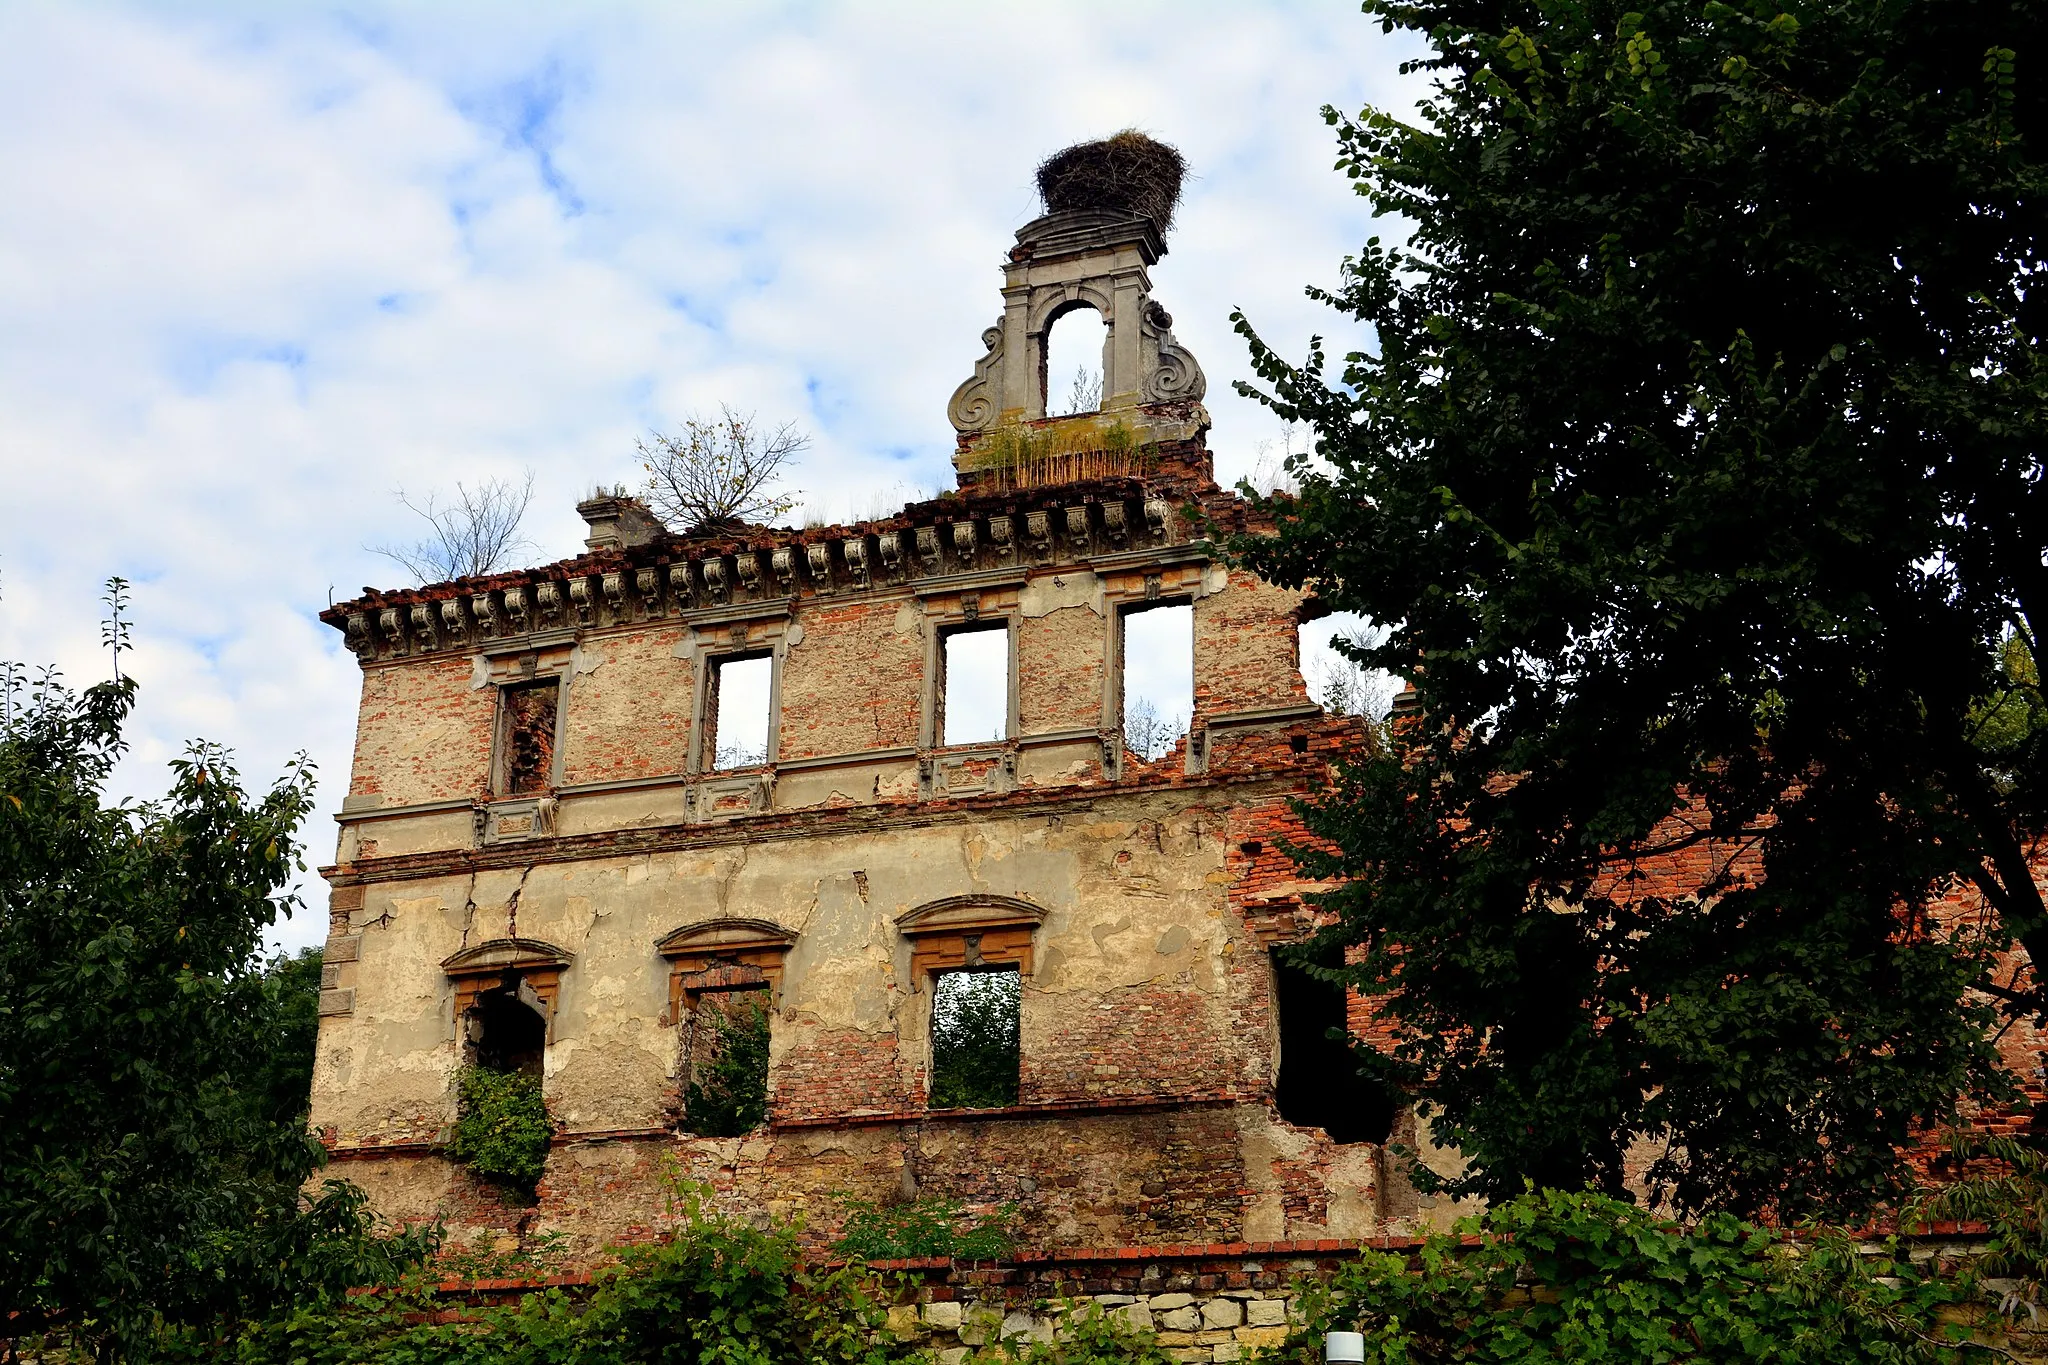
[831,1195,1016,1261]
[252,947,324,1128]
[638,407,807,533]
[929,969,1021,1109]
[1235,0,2048,1217]
[0,659,431,1359]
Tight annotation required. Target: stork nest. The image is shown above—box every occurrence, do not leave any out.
[1035,130,1186,234]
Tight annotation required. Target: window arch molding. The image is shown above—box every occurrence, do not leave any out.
[896,895,1044,984]
[655,917,798,1024]
[441,937,573,1040]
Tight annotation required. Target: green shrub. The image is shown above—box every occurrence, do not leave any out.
[682,993,770,1137]
[1267,1187,1972,1364]
[447,1065,554,1195]
[833,1195,1016,1261]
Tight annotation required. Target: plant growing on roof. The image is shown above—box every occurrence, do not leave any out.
[368,471,537,584]
[639,405,807,533]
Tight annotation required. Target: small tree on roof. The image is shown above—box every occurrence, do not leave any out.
[638,407,807,534]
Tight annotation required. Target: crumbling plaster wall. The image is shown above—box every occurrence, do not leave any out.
[777,599,925,757]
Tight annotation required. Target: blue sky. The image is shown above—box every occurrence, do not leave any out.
[0,2,1420,950]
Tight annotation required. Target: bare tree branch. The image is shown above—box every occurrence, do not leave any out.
[369,472,537,585]
[638,407,807,533]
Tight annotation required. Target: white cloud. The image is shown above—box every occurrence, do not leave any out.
[0,1,1422,951]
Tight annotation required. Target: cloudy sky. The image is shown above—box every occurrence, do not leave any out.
[0,2,1419,951]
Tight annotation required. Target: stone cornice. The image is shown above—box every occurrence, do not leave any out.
[323,476,1238,668]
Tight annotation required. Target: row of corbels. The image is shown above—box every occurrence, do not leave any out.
[342,495,1174,660]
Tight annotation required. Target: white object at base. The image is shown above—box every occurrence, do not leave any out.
[1326,1330,1367,1363]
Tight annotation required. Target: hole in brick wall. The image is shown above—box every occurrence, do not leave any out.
[1298,609,1398,720]
[709,652,772,769]
[1290,734,1309,755]
[941,623,1010,746]
[682,987,770,1136]
[501,679,560,793]
[466,985,546,1077]
[929,967,1020,1109]
[1043,306,1106,416]
[1240,840,1264,857]
[1273,946,1394,1144]
[1122,602,1193,761]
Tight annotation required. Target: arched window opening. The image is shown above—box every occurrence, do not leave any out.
[466,984,546,1077]
[1042,306,1106,417]
[1273,945,1394,1144]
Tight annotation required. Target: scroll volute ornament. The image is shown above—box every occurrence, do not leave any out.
[655,918,798,1025]
[896,895,1044,986]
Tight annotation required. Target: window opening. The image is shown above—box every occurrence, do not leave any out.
[681,987,770,1136]
[708,652,772,770]
[1043,307,1105,416]
[1121,602,1192,761]
[940,623,1010,746]
[1273,945,1393,1144]
[501,679,559,794]
[466,983,546,1077]
[929,967,1020,1109]
[1298,610,1396,720]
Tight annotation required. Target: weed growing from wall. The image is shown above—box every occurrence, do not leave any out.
[448,1065,554,1195]
[832,1196,1016,1261]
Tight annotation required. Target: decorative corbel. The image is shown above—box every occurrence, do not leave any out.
[567,577,596,627]
[914,525,941,572]
[988,515,1014,560]
[735,552,763,596]
[805,542,834,594]
[408,603,439,650]
[601,572,626,622]
[635,567,663,617]
[842,538,871,588]
[961,592,981,623]
[1024,511,1051,556]
[439,597,468,644]
[701,559,729,605]
[950,520,978,561]
[877,531,902,575]
[770,547,796,595]
[1101,501,1128,546]
[668,563,694,610]
[1062,505,1092,554]
[1144,498,1171,540]
[379,607,407,654]
[473,592,504,638]
[536,581,564,626]
[344,613,375,660]
[503,586,530,633]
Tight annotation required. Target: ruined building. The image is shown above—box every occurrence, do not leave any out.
[312,143,1437,1258]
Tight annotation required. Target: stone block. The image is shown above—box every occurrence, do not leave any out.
[1001,1310,1037,1340]
[1201,1299,1243,1329]
[1093,1294,1137,1306]
[1117,1303,1156,1332]
[1213,1345,1243,1363]
[1236,1326,1289,1350]
[1161,1307,1201,1332]
[923,1301,964,1331]
[1151,1292,1196,1311]
[1166,1349,1213,1365]
[938,1350,970,1365]
[885,1305,923,1339]
[1246,1299,1288,1327]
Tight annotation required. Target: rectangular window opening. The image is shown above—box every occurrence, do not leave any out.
[1121,602,1193,763]
[681,987,770,1136]
[929,967,1020,1109]
[940,623,1011,747]
[708,652,773,771]
[501,679,560,794]
[1273,945,1393,1145]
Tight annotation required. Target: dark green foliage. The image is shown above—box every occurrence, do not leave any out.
[832,1196,1017,1261]
[0,662,433,1360]
[929,970,1020,1110]
[449,1064,554,1195]
[179,1179,923,1365]
[253,946,324,1127]
[1270,1188,1972,1363]
[683,992,770,1137]
[1234,0,2048,1217]
[1913,1130,2048,1322]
